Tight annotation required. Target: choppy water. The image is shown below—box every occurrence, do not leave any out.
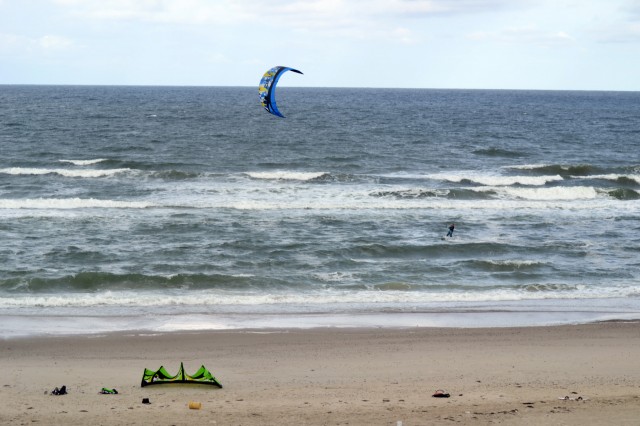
[1,86,639,336]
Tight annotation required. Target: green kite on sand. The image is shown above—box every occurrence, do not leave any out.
[141,362,222,388]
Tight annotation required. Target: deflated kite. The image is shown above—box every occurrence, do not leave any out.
[141,362,222,388]
[259,66,303,118]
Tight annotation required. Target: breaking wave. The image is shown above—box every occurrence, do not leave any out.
[245,171,329,181]
[0,167,132,178]
[1,281,638,309]
[428,173,564,186]
[0,198,153,209]
[608,188,640,200]
[59,159,108,166]
[509,164,600,176]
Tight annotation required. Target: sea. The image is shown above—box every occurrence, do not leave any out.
[1,85,639,338]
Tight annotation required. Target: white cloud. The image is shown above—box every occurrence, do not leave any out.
[391,27,416,44]
[591,0,640,44]
[0,33,74,52]
[271,0,529,18]
[47,0,526,33]
[39,34,74,49]
[624,0,640,19]
[468,26,575,46]
[59,1,414,51]
[52,0,256,24]
[0,33,21,50]
[368,0,528,16]
[205,52,233,64]
[594,23,640,43]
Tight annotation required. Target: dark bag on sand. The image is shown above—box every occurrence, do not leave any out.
[51,385,67,395]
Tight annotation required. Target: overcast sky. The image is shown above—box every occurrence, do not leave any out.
[1,0,639,90]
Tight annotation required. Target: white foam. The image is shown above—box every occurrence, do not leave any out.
[2,191,626,216]
[58,159,108,166]
[245,171,328,181]
[1,283,638,309]
[506,164,553,170]
[153,190,629,213]
[430,173,564,186]
[482,259,545,267]
[150,310,640,333]
[0,167,131,178]
[314,272,359,282]
[499,186,599,200]
[0,198,153,209]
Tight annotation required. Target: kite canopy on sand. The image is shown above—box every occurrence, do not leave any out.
[258,66,303,118]
[141,362,222,388]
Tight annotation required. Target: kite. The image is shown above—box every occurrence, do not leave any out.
[141,362,223,388]
[258,66,303,118]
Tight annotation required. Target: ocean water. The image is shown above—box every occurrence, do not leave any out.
[1,85,639,337]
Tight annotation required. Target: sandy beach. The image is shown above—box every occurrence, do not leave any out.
[1,322,640,425]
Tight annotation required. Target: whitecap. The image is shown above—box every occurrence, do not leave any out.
[439,173,564,186]
[58,159,108,166]
[0,167,131,178]
[245,171,328,181]
[0,198,153,209]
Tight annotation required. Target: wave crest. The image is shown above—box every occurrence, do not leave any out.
[509,164,599,176]
[245,171,329,181]
[0,167,131,178]
[58,159,108,166]
[0,198,153,209]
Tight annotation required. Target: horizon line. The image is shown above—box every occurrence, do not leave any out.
[1,83,638,93]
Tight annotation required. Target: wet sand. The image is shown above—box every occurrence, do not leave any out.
[1,322,640,425]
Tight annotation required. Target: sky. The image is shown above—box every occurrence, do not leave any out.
[0,0,639,90]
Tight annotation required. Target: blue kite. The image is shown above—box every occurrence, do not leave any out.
[258,66,303,118]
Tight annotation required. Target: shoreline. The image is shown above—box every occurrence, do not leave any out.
[3,299,640,338]
[2,322,640,425]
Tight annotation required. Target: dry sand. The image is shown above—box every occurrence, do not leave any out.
[1,322,640,425]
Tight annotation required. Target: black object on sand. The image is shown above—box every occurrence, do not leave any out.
[51,385,67,395]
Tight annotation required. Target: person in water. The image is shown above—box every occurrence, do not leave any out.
[446,223,455,237]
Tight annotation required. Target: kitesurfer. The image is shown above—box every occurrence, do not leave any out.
[446,223,455,238]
